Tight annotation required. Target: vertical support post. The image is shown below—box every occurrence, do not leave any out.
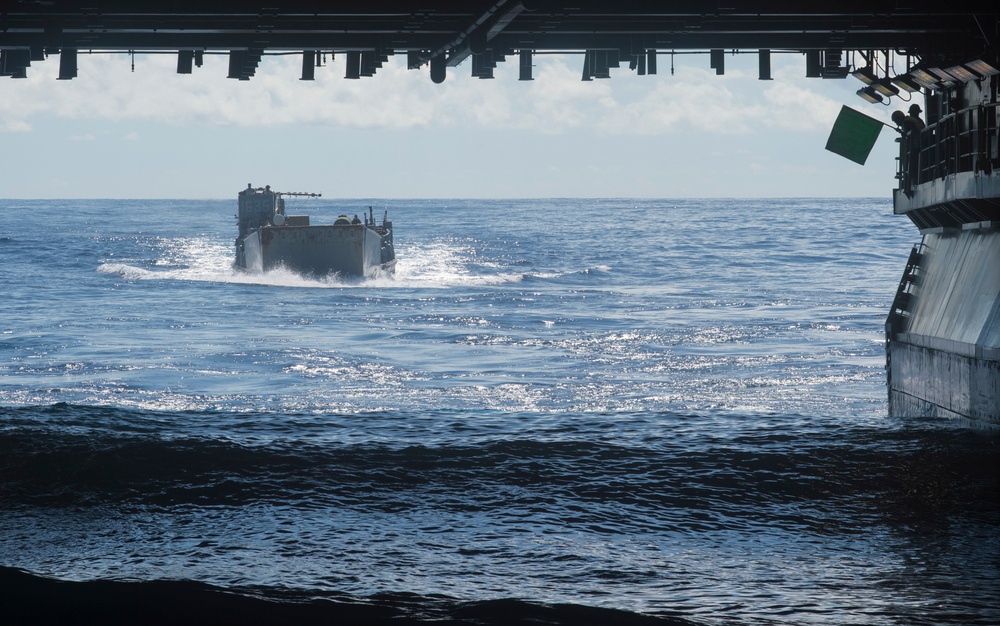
[759,49,772,80]
[710,49,724,75]
[57,48,77,80]
[805,50,821,77]
[519,49,533,81]
[177,50,194,74]
[301,50,316,80]
[345,51,361,79]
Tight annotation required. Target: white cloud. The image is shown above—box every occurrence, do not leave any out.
[0,50,865,138]
[516,59,617,132]
[760,65,845,132]
[0,46,910,199]
[0,119,32,132]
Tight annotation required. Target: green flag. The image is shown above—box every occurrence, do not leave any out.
[825,105,884,165]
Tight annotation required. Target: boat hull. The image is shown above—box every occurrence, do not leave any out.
[888,338,1000,424]
[242,224,393,278]
[886,228,1000,425]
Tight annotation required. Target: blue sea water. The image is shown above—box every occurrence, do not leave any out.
[1,197,998,625]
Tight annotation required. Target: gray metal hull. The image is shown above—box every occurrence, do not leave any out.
[886,228,1000,425]
[888,339,1000,424]
[242,224,393,278]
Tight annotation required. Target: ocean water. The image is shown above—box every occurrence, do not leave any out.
[1,197,997,625]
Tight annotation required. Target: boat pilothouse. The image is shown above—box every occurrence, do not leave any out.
[884,56,1000,425]
[234,184,396,279]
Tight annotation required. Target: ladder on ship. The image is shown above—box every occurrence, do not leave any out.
[885,243,924,395]
[886,244,923,337]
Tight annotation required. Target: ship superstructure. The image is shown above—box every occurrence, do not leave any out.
[885,59,1000,425]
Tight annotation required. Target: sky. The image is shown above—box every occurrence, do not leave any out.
[0,49,912,199]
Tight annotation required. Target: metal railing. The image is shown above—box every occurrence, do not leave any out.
[897,102,1000,190]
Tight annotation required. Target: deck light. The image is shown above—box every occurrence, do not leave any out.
[927,67,956,88]
[909,67,942,90]
[891,74,922,92]
[856,86,883,103]
[872,77,900,97]
[965,51,999,77]
[851,66,877,85]
[942,64,977,83]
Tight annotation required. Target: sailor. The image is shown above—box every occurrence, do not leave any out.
[892,109,925,136]
[892,110,914,135]
[891,107,924,195]
[352,214,362,224]
[907,104,926,130]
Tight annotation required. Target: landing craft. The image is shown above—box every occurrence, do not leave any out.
[233,184,396,279]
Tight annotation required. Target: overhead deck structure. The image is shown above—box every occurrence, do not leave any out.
[0,3,996,83]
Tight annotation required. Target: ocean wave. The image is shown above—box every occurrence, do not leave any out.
[95,237,526,289]
[3,405,996,624]
[3,405,990,539]
[0,566,687,626]
[96,262,156,280]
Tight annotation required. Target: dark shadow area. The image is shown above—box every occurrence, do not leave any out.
[1,566,693,626]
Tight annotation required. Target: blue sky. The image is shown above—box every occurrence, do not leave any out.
[1,50,908,199]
